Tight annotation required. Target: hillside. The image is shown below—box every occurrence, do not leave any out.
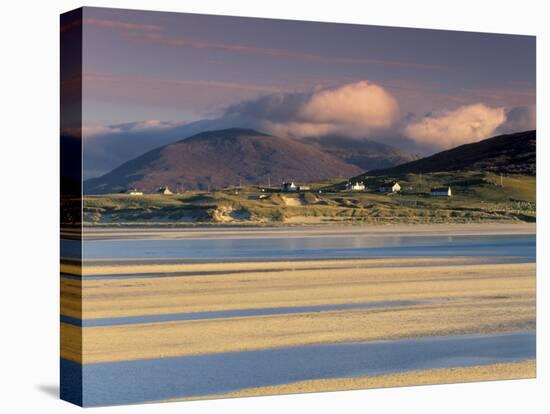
[304,135,419,171]
[84,129,365,194]
[367,130,536,177]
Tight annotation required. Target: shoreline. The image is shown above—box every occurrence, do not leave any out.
[79,222,536,240]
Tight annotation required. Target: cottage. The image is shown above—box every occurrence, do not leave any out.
[379,182,401,193]
[281,181,298,192]
[430,186,452,197]
[125,187,143,196]
[345,181,366,191]
[157,186,173,195]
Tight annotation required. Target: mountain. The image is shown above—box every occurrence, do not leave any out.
[84,128,367,193]
[82,119,216,179]
[304,135,419,171]
[83,119,420,180]
[367,130,536,177]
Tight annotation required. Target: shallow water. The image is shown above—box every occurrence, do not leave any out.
[63,331,535,406]
[79,234,536,262]
[60,300,421,327]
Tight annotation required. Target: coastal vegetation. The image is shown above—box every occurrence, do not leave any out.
[83,171,535,226]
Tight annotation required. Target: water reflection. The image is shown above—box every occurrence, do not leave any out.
[81,234,535,262]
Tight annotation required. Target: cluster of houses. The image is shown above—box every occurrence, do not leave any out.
[344,180,452,197]
[125,186,173,196]
[125,181,453,198]
[342,180,402,193]
[378,182,452,197]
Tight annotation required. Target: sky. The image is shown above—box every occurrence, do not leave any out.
[71,7,536,178]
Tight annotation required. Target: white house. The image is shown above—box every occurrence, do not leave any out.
[281,181,298,192]
[345,181,366,191]
[379,182,401,193]
[157,186,173,195]
[126,187,143,196]
[430,186,452,197]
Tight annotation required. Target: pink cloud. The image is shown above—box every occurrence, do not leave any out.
[225,80,400,138]
[299,81,399,129]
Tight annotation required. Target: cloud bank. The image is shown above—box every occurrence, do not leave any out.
[224,81,400,138]
[404,103,507,149]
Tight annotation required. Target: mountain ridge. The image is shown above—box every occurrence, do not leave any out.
[366,130,536,177]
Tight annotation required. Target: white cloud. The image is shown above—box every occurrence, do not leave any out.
[404,103,506,149]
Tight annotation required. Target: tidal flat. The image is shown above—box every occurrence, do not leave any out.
[60,224,536,403]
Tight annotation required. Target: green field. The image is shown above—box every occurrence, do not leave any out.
[83,171,536,226]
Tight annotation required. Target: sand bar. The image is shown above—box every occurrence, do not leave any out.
[60,259,535,364]
[61,262,535,319]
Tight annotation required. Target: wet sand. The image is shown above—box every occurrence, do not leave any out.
[173,360,535,402]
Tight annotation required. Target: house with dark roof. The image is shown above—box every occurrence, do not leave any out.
[281,181,298,192]
[125,187,143,196]
[345,181,366,191]
[157,186,173,195]
[379,182,401,193]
